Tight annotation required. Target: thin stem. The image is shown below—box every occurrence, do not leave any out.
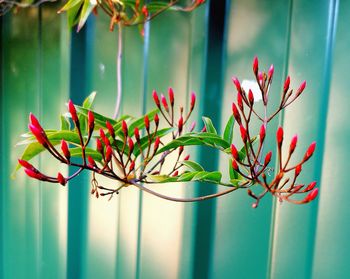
[131,180,249,202]
[113,22,123,119]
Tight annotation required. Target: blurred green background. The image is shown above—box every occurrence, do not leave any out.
[1,0,348,278]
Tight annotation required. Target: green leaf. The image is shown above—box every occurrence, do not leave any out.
[192,171,222,184]
[230,179,244,187]
[181,160,204,172]
[133,127,175,157]
[77,0,96,32]
[202,116,217,134]
[177,171,198,182]
[60,115,71,131]
[147,171,222,184]
[120,108,159,138]
[82,91,97,109]
[223,115,235,144]
[146,174,177,183]
[59,0,84,12]
[157,132,230,154]
[67,2,83,28]
[70,147,102,162]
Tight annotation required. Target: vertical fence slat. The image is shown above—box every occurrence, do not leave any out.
[211,0,292,278]
[2,9,41,279]
[40,4,69,278]
[269,0,337,278]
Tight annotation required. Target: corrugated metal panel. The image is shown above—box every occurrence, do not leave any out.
[1,0,348,278]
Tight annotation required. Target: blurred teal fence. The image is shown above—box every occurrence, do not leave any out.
[1,0,348,278]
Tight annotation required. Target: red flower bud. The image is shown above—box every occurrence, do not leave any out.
[128,137,134,153]
[134,127,140,141]
[103,136,110,147]
[29,113,42,130]
[237,92,243,110]
[122,120,128,137]
[68,100,78,123]
[172,171,179,177]
[57,172,66,186]
[306,181,317,191]
[304,188,318,202]
[253,56,258,75]
[144,115,150,131]
[283,76,290,93]
[289,134,298,153]
[190,92,196,109]
[178,116,183,134]
[154,114,159,126]
[239,125,247,143]
[61,140,70,160]
[88,111,94,131]
[201,126,207,133]
[129,160,135,172]
[268,64,274,80]
[276,126,284,146]
[184,154,190,161]
[297,80,306,96]
[232,160,239,171]
[304,141,316,161]
[96,138,103,153]
[152,90,160,107]
[189,121,196,132]
[18,159,34,170]
[99,128,106,141]
[232,77,241,94]
[142,5,149,17]
[106,121,115,139]
[232,103,242,125]
[248,89,254,105]
[264,151,272,165]
[88,156,96,167]
[230,144,239,160]
[295,164,302,177]
[29,124,47,145]
[154,137,160,152]
[105,146,112,162]
[161,94,169,111]
[258,72,263,84]
[179,146,184,155]
[168,87,174,105]
[260,124,266,143]
[24,168,45,180]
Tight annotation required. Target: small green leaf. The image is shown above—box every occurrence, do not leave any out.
[82,91,97,109]
[230,179,244,187]
[223,115,235,144]
[177,171,199,182]
[192,171,222,183]
[202,116,217,134]
[60,115,71,131]
[77,0,96,32]
[181,160,204,172]
[67,2,83,28]
[70,147,102,162]
[59,0,84,12]
[158,132,230,154]
[147,174,177,183]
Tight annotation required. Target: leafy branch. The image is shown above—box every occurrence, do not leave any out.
[16,57,319,208]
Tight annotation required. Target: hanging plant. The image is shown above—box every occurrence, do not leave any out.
[15,57,319,208]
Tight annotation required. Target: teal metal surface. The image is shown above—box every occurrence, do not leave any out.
[1,0,348,278]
